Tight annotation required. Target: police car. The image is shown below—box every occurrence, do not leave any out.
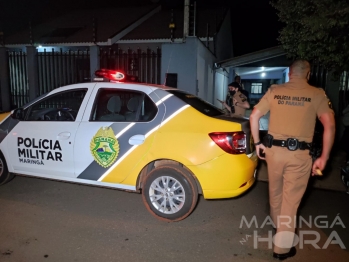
[0,69,258,221]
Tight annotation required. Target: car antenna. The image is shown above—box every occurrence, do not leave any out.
[163,50,174,86]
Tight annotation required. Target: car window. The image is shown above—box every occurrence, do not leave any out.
[25,89,87,121]
[90,88,157,122]
[167,90,224,117]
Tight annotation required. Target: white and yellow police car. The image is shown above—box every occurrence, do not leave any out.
[0,69,258,221]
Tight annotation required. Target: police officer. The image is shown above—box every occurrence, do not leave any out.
[218,82,250,116]
[230,81,250,116]
[249,60,335,260]
[235,75,250,103]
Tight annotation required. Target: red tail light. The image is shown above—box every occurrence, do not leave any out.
[209,132,246,154]
[95,69,125,81]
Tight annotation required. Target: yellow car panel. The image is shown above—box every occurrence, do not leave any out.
[119,105,258,200]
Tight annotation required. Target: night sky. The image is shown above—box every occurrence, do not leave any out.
[0,0,282,56]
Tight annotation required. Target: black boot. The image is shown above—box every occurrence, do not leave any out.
[273,246,296,260]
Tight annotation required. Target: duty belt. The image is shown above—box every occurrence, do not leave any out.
[272,138,312,151]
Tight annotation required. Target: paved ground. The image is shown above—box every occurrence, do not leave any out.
[0,175,348,262]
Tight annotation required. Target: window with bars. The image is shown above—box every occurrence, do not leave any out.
[251,83,262,94]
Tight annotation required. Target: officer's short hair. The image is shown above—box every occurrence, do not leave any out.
[290,59,311,77]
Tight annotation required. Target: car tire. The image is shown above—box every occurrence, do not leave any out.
[0,153,14,186]
[142,164,198,222]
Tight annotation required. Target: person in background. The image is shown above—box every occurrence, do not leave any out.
[218,82,250,117]
[218,83,235,115]
[235,75,250,103]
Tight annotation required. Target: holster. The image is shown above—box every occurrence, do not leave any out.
[262,134,273,148]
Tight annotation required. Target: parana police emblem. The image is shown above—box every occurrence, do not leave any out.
[90,127,119,168]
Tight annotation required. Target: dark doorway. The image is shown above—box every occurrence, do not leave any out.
[165,73,178,88]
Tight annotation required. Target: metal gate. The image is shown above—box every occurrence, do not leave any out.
[8,48,90,108]
[37,49,90,95]
[100,47,161,84]
[309,61,328,89]
[8,50,29,108]
[339,71,349,115]
[7,47,161,108]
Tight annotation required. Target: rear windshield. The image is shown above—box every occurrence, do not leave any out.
[167,90,224,117]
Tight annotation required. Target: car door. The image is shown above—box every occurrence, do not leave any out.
[73,83,164,185]
[6,87,91,178]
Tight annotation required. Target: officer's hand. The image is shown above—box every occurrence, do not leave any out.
[221,102,231,112]
[312,157,327,176]
[256,144,266,160]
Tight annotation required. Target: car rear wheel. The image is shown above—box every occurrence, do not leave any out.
[142,164,198,222]
[0,153,14,185]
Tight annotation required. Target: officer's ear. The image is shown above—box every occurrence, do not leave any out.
[306,71,310,81]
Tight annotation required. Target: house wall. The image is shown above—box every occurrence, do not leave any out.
[117,43,161,52]
[196,38,216,103]
[213,68,229,108]
[283,67,290,83]
[161,38,197,95]
[161,37,216,103]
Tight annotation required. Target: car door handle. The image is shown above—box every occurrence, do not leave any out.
[57,132,71,140]
[129,134,145,145]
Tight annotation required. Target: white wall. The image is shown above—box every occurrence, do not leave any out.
[161,37,216,103]
[196,38,216,103]
[207,63,213,102]
[213,68,228,108]
[161,39,197,94]
[283,67,290,83]
[197,56,206,97]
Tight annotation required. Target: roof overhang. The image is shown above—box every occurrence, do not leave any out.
[5,36,214,49]
[116,37,213,44]
[217,46,286,68]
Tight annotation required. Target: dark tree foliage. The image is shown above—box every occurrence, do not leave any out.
[271,0,349,78]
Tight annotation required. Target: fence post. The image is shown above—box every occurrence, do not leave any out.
[26,46,39,100]
[90,45,99,80]
[0,47,11,111]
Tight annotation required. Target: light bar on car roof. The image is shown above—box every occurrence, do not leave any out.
[94,69,125,82]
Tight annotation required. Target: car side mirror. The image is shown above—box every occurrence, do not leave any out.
[11,108,25,120]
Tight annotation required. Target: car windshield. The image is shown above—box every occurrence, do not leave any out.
[22,93,48,109]
[167,90,224,117]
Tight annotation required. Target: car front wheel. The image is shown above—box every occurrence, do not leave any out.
[142,164,198,222]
